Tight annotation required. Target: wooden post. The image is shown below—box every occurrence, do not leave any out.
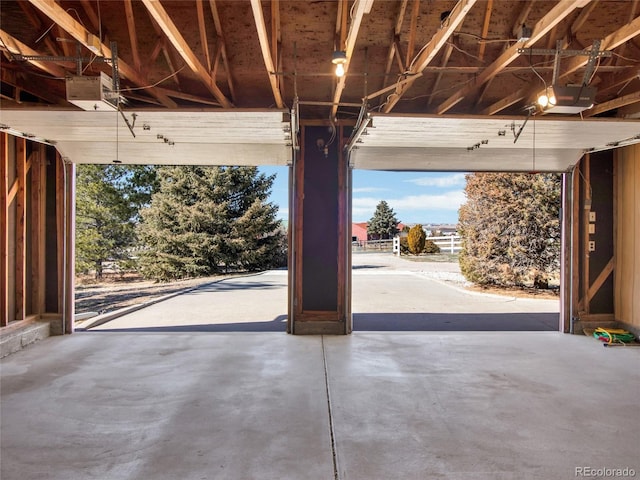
[30,145,47,315]
[63,161,75,334]
[15,137,26,321]
[0,133,8,327]
[560,171,573,333]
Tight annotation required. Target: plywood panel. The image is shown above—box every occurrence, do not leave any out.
[615,144,640,328]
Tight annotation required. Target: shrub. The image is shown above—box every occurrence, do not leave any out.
[423,239,440,254]
[407,225,426,255]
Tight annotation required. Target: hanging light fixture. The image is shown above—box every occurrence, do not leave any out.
[332,51,347,77]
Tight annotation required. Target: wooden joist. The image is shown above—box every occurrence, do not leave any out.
[250,0,284,109]
[383,0,477,113]
[142,0,232,108]
[436,0,584,114]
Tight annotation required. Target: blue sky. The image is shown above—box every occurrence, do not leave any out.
[259,167,466,225]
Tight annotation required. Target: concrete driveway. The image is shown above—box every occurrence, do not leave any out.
[90,252,558,332]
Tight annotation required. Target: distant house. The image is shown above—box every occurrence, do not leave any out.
[352,222,405,243]
[352,222,368,243]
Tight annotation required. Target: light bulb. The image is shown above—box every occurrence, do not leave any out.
[335,63,345,77]
[548,95,556,106]
[537,94,549,107]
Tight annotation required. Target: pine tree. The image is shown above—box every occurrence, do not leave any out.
[138,166,285,280]
[368,200,400,240]
[458,173,561,287]
[75,165,156,277]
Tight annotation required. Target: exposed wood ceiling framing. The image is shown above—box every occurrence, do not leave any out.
[0,0,638,119]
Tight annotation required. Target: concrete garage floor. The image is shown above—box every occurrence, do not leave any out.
[1,332,639,480]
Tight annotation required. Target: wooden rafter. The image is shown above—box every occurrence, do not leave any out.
[585,90,640,117]
[250,0,284,109]
[141,0,232,108]
[436,0,587,114]
[571,1,599,39]
[511,0,533,39]
[382,0,408,90]
[478,0,493,62]
[331,0,373,117]
[426,43,453,107]
[0,29,66,78]
[481,17,640,115]
[27,0,178,108]
[596,66,640,96]
[209,0,236,103]
[123,0,142,72]
[561,14,640,79]
[156,87,225,107]
[383,0,477,113]
[79,0,100,33]
[17,1,61,56]
[271,0,281,95]
[196,0,212,71]
[406,0,420,70]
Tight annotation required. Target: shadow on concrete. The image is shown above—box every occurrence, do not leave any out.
[89,315,289,333]
[351,265,385,270]
[190,280,285,293]
[89,312,558,333]
[353,312,559,331]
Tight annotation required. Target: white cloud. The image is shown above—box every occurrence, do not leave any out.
[276,207,289,218]
[405,173,466,188]
[352,186,390,193]
[352,191,465,220]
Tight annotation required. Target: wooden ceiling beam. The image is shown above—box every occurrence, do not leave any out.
[28,0,177,108]
[196,0,212,71]
[123,0,142,72]
[1,67,64,105]
[478,0,493,62]
[405,0,420,70]
[511,1,533,39]
[585,89,640,117]
[17,2,61,56]
[250,0,283,109]
[79,0,101,33]
[271,0,282,96]
[436,0,585,114]
[383,0,477,113]
[561,14,640,79]
[141,0,232,108]
[0,29,66,78]
[480,14,640,116]
[382,0,408,89]
[426,43,453,107]
[209,0,236,103]
[331,0,373,118]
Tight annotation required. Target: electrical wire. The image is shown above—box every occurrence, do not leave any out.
[118,65,187,92]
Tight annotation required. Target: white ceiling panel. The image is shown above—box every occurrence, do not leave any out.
[352,114,640,172]
[0,110,292,165]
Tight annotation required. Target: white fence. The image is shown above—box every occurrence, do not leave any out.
[391,235,462,255]
[355,235,462,254]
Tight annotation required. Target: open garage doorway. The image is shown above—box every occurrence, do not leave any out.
[72,158,292,333]
[350,169,561,332]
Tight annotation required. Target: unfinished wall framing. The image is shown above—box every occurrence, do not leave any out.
[614,143,640,333]
[1,132,70,335]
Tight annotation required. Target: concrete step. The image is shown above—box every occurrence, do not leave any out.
[0,321,51,358]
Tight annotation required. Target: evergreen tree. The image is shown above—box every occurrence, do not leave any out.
[138,166,285,280]
[368,200,400,240]
[75,165,156,277]
[458,173,561,287]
